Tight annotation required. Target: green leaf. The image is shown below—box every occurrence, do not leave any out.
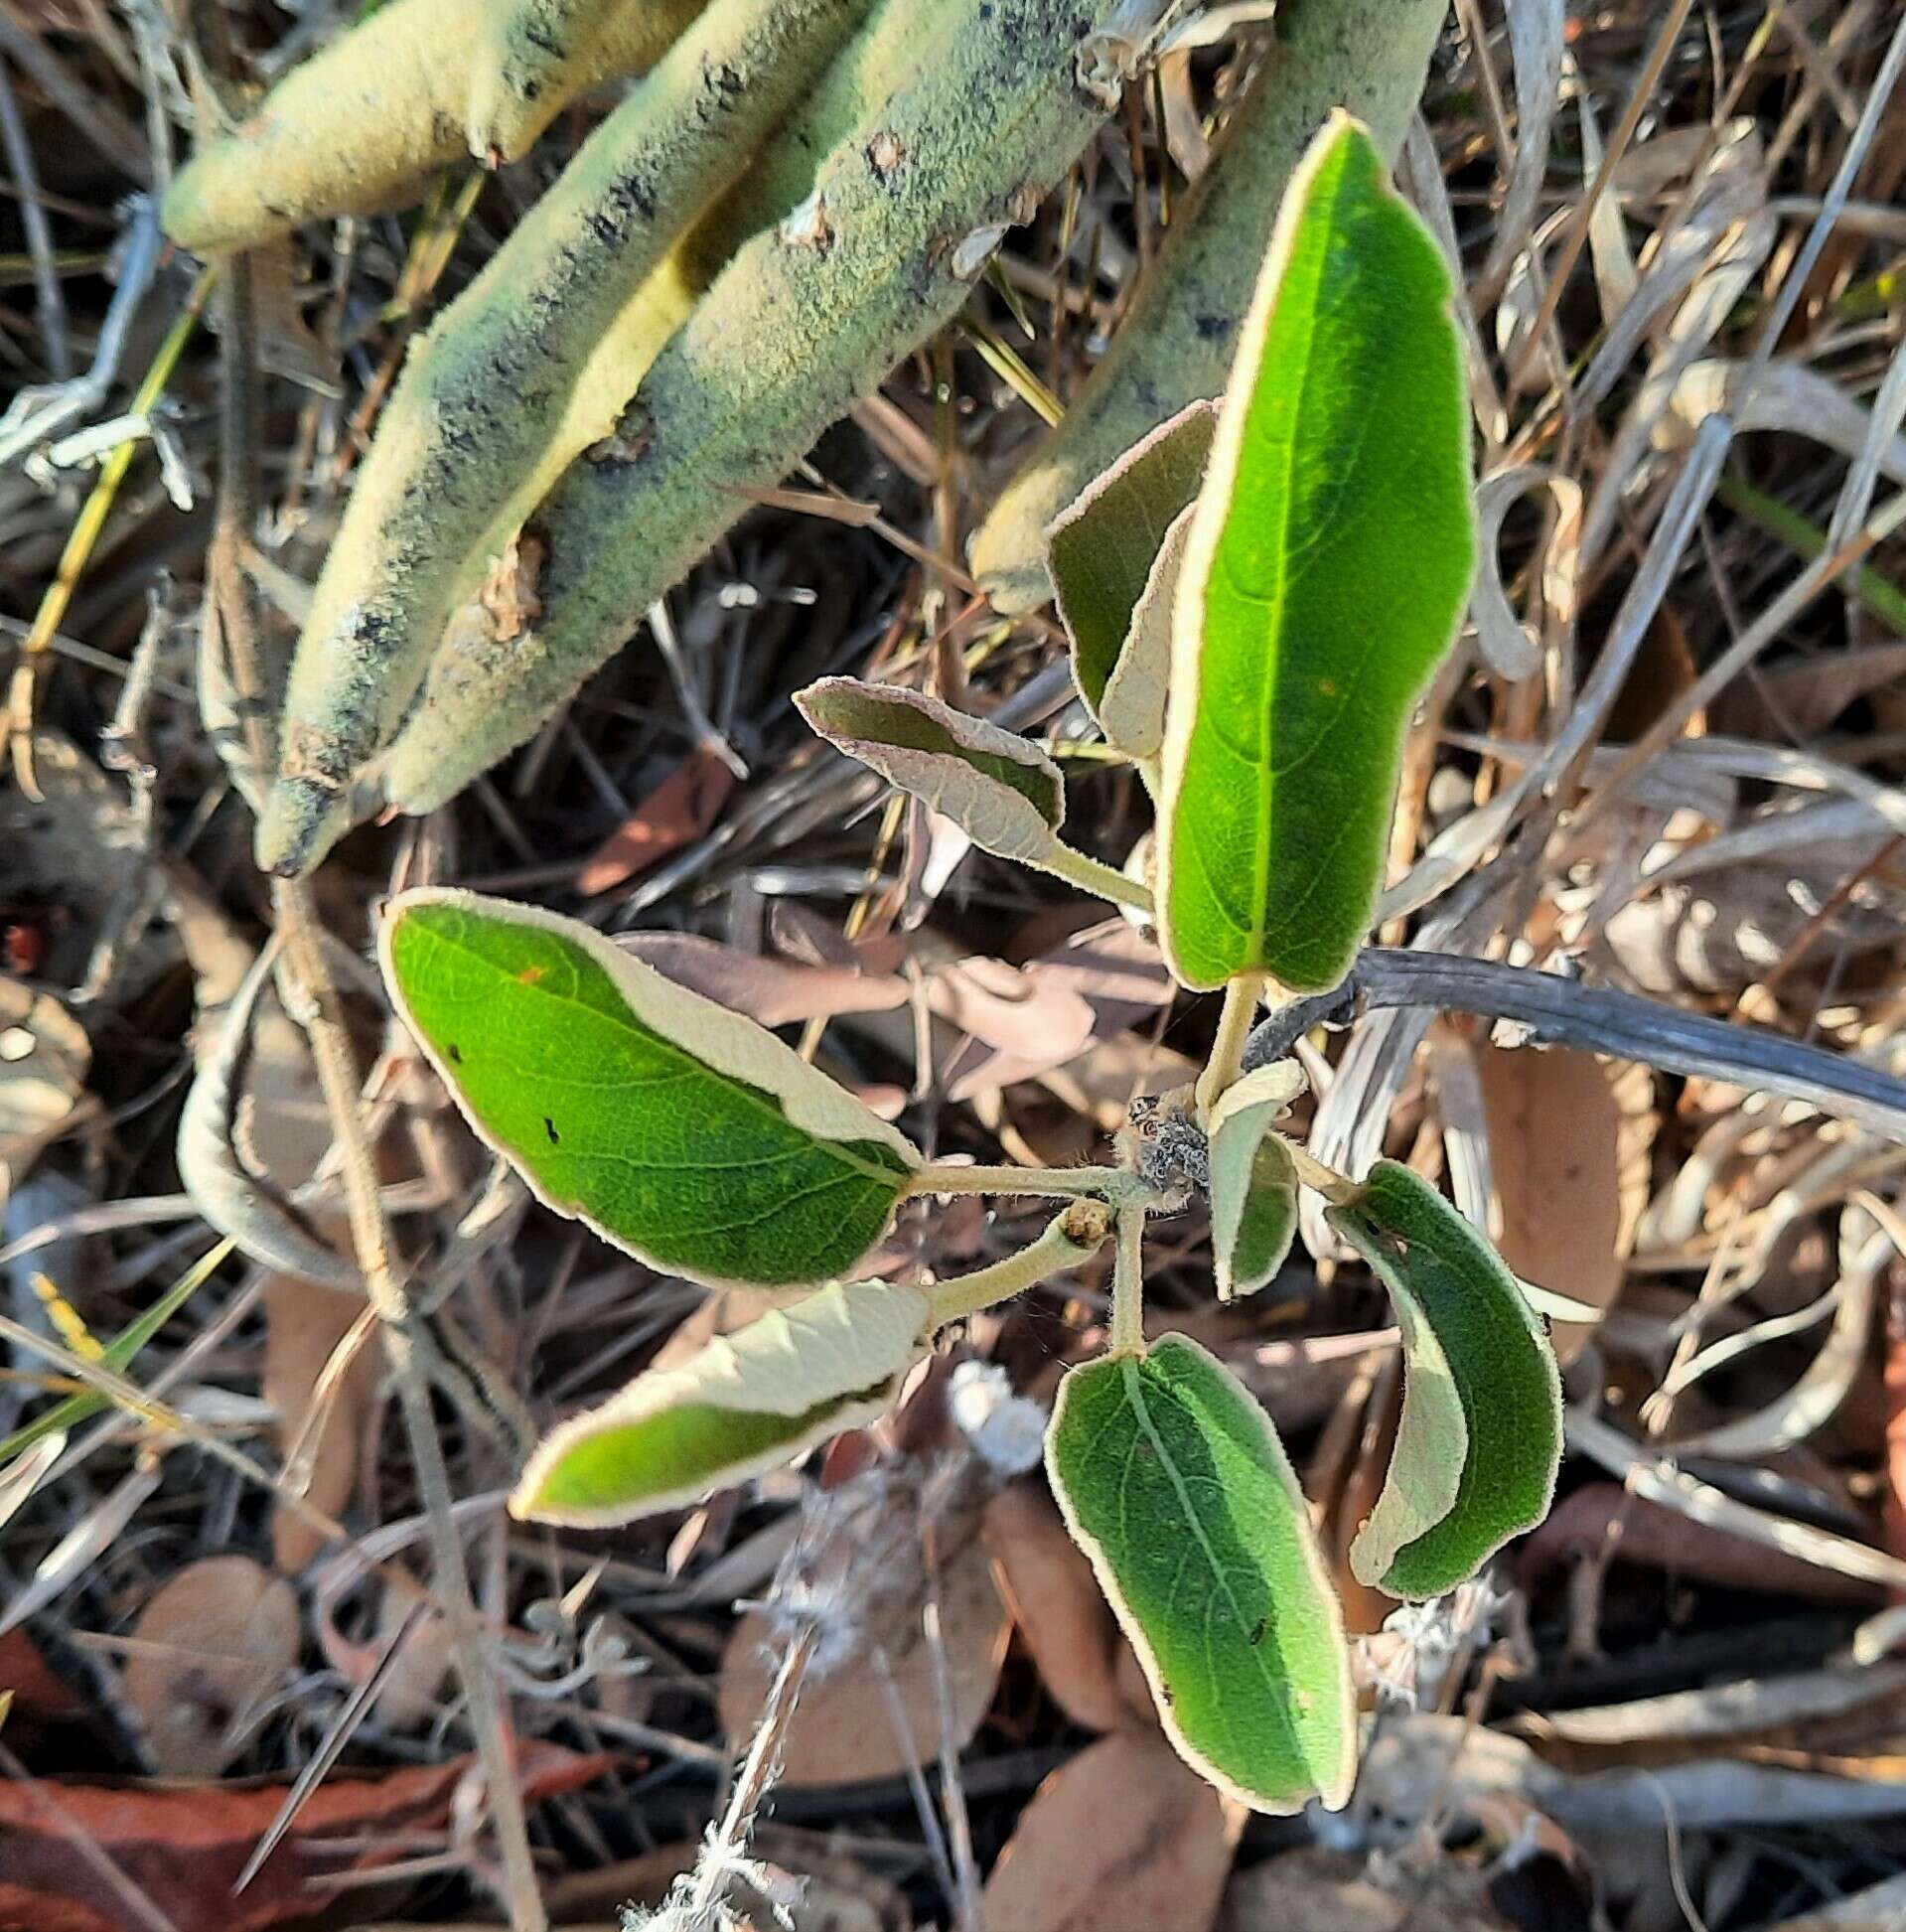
[1047,1334,1357,1812]
[1047,399,1217,756]
[1328,1160,1561,1599]
[1206,1065,1304,1301]
[379,889,919,1288]
[1158,112,1476,992]
[797,678,1066,864]
[513,1277,931,1526]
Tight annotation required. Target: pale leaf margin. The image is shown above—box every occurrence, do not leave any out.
[1206,1062,1305,1301]
[1047,1334,1358,1813]
[377,887,922,1284]
[513,1279,932,1528]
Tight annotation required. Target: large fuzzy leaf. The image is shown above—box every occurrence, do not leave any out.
[379,889,918,1288]
[1328,1160,1561,1598]
[1157,112,1475,991]
[1047,1335,1356,1811]
[513,1278,931,1526]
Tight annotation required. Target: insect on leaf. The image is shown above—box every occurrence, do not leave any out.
[379,889,919,1289]
[1206,1063,1304,1301]
[513,1278,932,1526]
[1328,1160,1561,1599]
[1158,111,1476,992]
[1047,1334,1357,1812]
[1047,399,1218,757]
[797,678,1065,865]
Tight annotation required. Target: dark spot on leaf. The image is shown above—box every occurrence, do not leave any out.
[543,1116,561,1144]
[1249,1616,1268,1646]
[447,1043,463,1064]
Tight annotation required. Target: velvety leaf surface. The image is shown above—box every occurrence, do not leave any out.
[380,890,918,1287]
[1158,113,1475,991]
[1206,1064,1304,1301]
[797,677,1065,863]
[1047,399,1217,731]
[1329,1160,1561,1598]
[513,1279,931,1525]
[1047,1335,1356,1811]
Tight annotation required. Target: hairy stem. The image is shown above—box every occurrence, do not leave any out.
[1108,1203,1146,1357]
[926,1203,1112,1328]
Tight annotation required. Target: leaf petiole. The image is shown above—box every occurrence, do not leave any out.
[1035,841,1154,915]
[908,1161,1153,1207]
[1195,972,1264,1117]
[1286,1138,1359,1207]
[926,1202,1112,1327]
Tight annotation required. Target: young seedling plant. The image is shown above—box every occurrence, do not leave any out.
[376,115,1563,1816]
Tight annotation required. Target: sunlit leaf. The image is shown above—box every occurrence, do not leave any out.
[1328,1160,1561,1598]
[1158,112,1476,991]
[513,1278,931,1526]
[1047,399,1217,756]
[380,890,919,1288]
[1047,1334,1357,1812]
[1206,1064,1304,1300]
[797,677,1066,864]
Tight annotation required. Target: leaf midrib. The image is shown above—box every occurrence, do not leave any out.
[1120,1353,1305,1775]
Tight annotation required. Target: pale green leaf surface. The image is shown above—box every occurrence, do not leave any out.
[513,1278,931,1526]
[379,889,918,1288]
[1047,1334,1357,1811]
[1207,1064,1305,1300]
[1328,1160,1561,1598]
[1159,112,1476,991]
[797,678,1065,864]
[1047,399,1217,734]
[1097,502,1192,765]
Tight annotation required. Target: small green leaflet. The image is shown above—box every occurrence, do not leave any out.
[1206,1064,1304,1301]
[513,1278,931,1526]
[797,678,1065,865]
[1328,1160,1561,1599]
[1158,112,1476,992]
[1047,1335,1357,1812]
[379,889,919,1288]
[1047,399,1217,759]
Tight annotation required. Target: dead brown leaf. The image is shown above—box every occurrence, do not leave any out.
[261,1273,378,1571]
[119,1557,299,1778]
[1217,1850,1501,1932]
[982,1479,1130,1733]
[576,743,737,895]
[718,1528,1009,1787]
[0,1743,609,1932]
[981,1730,1240,1932]
[1479,1046,1653,1363]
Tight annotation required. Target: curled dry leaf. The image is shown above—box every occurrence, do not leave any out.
[718,1528,1009,1787]
[1477,1047,1653,1366]
[982,1478,1130,1733]
[120,1556,300,1777]
[981,1730,1240,1932]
